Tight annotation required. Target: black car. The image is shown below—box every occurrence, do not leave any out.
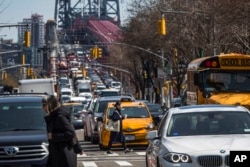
[62,102,85,130]
[0,94,49,167]
[146,103,165,126]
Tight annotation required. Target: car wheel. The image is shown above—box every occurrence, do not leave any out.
[84,127,90,141]
[99,143,104,150]
[145,154,149,167]
[157,158,162,167]
[90,135,98,144]
[99,143,107,150]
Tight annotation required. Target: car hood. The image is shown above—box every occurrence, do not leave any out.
[165,135,250,153]
[0,130,48,146]
[123,118,152,131]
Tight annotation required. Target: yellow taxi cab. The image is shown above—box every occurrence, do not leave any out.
[98,100,155,150]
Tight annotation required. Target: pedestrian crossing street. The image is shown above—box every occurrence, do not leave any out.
[78,139,147,167]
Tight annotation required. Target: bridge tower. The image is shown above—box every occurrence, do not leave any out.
[54,0,121,30]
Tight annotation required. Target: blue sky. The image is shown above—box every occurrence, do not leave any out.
[0,0,55,42]
[0,0,130,43]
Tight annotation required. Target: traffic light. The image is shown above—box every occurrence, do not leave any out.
[158,15,166,35]
[173,48,178,63]
[90,47,98,59]
[27,67,31,77]
[162,81,170,96]
[3,71,7,80]
[21,54,25,65]
[24,31,31,47]
[82,67,86,78]
[30,68,34,77]
[144,70,147,79]
[98,48,102,58]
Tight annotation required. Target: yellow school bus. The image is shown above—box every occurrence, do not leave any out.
[186,53,250,109]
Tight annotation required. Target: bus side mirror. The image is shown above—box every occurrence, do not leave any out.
[194,73,199,85]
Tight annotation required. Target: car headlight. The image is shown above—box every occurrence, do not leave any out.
[147,123,154,129]
[163,153,192,163]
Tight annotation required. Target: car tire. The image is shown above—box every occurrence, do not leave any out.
[99,143,107,150]
[99,143,104,150]
[145,154,149,167]
[84,127,90,141]
[90,135,98,144]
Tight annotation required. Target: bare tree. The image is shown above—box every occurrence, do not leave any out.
[108,0,250,100]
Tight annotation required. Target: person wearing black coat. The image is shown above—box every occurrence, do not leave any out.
[106,101,133,154]
[43,95,82,167]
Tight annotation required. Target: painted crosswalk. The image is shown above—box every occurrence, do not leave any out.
[78,140,147,167]
[77,151,146,167]
[80,160,145,167]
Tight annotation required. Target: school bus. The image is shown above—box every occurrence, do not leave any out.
[186,53,250,109]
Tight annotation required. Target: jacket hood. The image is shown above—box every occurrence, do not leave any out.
[50,107,71,120]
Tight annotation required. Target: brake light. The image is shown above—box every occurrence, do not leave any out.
[205,60,218,67]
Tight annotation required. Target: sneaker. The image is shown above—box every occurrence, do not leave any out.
[106,150,113,154]
[124,148,133,154]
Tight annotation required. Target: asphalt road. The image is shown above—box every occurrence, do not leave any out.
[75,129,147,167]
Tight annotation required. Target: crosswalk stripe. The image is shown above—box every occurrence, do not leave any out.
[115,161,132,166]
[107,152,119,156]
[136,152,146,155]
[82,161,97,167]
[77,153,87,157]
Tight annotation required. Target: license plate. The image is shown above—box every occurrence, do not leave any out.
[125,135,135,141]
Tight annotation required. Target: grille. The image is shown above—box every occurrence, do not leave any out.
[225,155,230,166]
[0,145,48,162]
[198,155,222,167]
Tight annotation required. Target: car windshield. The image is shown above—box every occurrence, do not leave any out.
[167,111,250,136]
[108,106,150,118]
[147,104,164,113]
[0,102,46,131]
[203,70,250,92]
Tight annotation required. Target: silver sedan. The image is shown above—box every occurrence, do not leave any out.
[145,104,250,167]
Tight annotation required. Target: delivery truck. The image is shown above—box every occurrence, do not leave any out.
[18,78,57,96]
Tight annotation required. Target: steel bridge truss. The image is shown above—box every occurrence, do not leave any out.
[55,0,120,30]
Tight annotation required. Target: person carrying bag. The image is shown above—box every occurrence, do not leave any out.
[106,101,133,154]
[43,95,83,167]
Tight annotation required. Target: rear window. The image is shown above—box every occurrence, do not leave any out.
[108,106,149,118]
[98,91,119,97]
[0,102,46,131]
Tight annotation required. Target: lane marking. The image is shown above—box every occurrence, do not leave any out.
[107,152,119,156]
[82,161,97,167]
[136,152,146,155]
[115,161,132,166]
[77,153,87,157]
